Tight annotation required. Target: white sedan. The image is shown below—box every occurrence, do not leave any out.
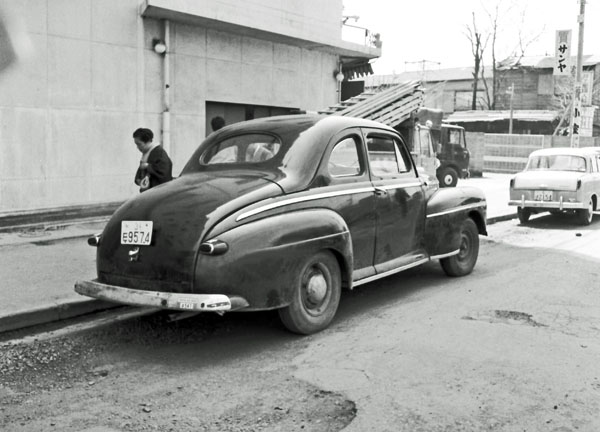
[509,147,600,225]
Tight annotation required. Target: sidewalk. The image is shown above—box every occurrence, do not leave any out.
[0,174,516,334]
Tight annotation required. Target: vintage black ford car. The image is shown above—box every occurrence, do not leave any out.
[75,115,487,334]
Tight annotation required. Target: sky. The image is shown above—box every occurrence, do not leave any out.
[341,0,600,75]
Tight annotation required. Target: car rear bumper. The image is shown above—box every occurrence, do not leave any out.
[508,198,584,210]
[74,280,249,312]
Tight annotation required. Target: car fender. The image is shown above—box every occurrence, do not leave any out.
[192,208,353,311]
[424,186,487,256]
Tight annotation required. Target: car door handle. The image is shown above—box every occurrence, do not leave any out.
[374,187,388,196]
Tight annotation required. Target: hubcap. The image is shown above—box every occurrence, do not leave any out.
[444,174,453,185]
[306,272,327,304]
[458,231,471,261]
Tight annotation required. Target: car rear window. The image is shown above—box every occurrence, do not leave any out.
[201,134,281,165]
[527,155,587,172]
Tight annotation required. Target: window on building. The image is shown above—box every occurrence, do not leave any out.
[454,91,485,111]
[537,73,554,95]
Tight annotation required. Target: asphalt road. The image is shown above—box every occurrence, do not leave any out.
[1,215,600,431]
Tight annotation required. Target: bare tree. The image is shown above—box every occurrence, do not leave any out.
[467,1,543,110]
[465,12,488,110]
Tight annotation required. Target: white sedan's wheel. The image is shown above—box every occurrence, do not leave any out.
[278,251,341,335]
[576,198,594,226]
[517,207,531,224]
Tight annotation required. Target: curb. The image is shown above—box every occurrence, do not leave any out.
[487,213,517,225]
[0,298,119,334]
[0,213,518,335]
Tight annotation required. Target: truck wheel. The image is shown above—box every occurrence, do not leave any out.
[278,251,341,335]
[517,207,531,224]
[439,167,458,187]
[440,218,479,277]
[576,198,594,226]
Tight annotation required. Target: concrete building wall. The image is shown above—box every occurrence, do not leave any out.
[0,0,340,214]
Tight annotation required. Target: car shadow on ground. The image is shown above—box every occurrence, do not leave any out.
[65,261,452,369]
[519,211,600,230]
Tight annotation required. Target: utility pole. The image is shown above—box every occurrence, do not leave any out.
[570,0,586,147]
[508,83,515,134]
[404,59,441,82]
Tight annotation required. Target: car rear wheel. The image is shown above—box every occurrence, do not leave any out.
[278,250,341,335]
[440,218,479,277]
[517,207,531,224]
[439,167,458,188]
[576,198,594,226]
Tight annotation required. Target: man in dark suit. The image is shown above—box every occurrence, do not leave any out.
[132,128,173,192]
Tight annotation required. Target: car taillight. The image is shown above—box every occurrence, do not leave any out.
[510,178,515,188]
[87,233,102,247]
[577,179,582,190]
[199,239,229,255]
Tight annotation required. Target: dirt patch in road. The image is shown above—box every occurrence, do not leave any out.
[462,309,547,327]
[0,312,357,431]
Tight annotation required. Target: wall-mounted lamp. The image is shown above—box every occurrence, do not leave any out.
[152,38,167,55]
[334,70,345,82]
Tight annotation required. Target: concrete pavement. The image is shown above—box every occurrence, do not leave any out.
[0,174,516,333]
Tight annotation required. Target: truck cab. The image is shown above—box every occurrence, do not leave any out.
[437,124,470,187]
[413,108,470,187]
[395,116,440,183]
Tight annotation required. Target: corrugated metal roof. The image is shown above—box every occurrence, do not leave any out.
[498,54,600,69]
[362,67,493,87]
[319,81,424,127]
[445,110,560,123]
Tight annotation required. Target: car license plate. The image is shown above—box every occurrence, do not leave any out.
[121,221,153,245]
[534,190,553,201]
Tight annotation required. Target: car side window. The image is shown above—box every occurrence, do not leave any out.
[329,137,362,177]
[367,135,412,177]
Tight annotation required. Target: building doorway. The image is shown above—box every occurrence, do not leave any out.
[206,102,299,136]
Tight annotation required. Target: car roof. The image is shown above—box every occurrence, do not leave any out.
[529,147,600,157]
[217,114,397,136]
[183,114,400,193]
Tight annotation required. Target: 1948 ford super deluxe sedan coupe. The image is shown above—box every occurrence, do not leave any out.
[75,115,487,334]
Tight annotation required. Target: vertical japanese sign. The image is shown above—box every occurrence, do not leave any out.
[554,30,572,76]
[572,99,581,147]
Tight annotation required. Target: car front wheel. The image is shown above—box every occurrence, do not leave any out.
[440,218,479,277]
[278,250,341,335]
[576,198,594,226]
[517,207,531,224]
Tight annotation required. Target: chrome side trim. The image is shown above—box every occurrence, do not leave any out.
[237,181,426,222]
[426,202,485,218]
[237,187,375,221]
[380,181,423,190]
[353,258,429,287]
[430,249,460,260]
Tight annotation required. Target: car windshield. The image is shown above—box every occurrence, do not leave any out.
[526,155,587,172]
[201,133,281,165]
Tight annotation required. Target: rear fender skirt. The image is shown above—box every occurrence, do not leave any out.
[193,209,353,310]
[425,186,487,256]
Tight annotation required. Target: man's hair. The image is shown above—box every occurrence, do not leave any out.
[210,116,225,131]
[133,128,154,143]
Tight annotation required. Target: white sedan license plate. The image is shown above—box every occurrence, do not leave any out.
[121,221,153,245]
[534,190,553,201]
